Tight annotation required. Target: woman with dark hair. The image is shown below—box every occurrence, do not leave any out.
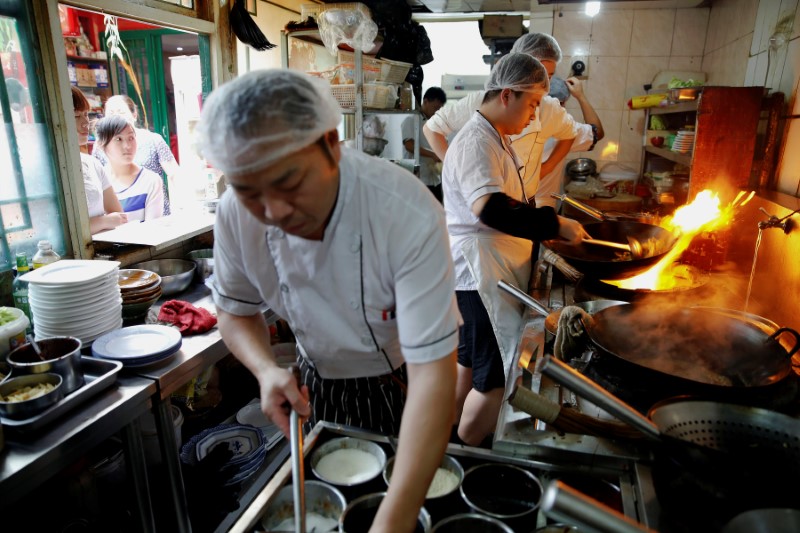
[71,87,127,233]
[93,94,181,214]
[95,115,164,222]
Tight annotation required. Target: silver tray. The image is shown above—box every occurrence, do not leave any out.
[0,356,123,434]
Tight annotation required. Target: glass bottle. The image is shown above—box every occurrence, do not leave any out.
[32,240,61,269]
[12,252,33,333]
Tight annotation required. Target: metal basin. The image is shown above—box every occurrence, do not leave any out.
[130,259,195,296]
[7,336,84,394]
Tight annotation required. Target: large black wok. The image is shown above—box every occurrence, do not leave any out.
[579,304,800,412]
[544,221,676,280]
[541,355,800,532]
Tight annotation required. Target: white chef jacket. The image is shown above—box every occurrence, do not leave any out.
[211,148,460,379]
[442,112,532,291]
[426,92,583,194]
[401,112,440,187]
[535,124,596,208]
[81,153,112,218]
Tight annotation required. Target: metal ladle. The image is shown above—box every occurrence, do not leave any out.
[26,334,46,361]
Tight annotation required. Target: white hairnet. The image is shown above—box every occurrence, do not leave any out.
[510,33,562,63]
[197,69,342,176]
[549,76,570,103]
[485,53,549,93]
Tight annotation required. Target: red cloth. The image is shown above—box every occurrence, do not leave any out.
[158,300,217,335]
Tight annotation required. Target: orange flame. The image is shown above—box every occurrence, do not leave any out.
[607,190,736,290]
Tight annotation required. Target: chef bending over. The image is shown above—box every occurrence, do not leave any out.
[442,53,589,446]
[197,69,459,532]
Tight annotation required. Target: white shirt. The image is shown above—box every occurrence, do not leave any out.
[442,112,532,291]
[401,112,440,187]
[212,148,460,379]
[536,124,596,208]
[81,153,112,217]
[114,168,165,222]
[427,91,585,194]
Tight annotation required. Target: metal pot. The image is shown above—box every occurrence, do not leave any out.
[541,356,800,531]
[7,336,84,394]
[565,158,597,181]
[574,266,710,303]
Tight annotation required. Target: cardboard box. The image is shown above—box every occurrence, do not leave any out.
[481,15,524,38]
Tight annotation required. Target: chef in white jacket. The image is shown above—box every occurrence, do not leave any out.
[442,53,588,446]
[198,69,459,532]
[425,33,604,200]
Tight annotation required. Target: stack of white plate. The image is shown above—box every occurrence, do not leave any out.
[671,130,696,154]
[22,260,123,345]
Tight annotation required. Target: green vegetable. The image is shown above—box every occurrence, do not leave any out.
[668,77,704,89]
[650,115,668,130]
[0,307,18,326]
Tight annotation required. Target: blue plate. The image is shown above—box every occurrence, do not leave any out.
[196,424,264,463]
[92,325,182,363]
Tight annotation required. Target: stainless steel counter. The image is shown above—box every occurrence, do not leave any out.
[0,375,157,530]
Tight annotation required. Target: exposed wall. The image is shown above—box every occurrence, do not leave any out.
[550,7,710,177]
[235,0,303,72]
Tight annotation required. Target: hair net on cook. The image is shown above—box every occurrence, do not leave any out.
[549,76,570,104]
[197,69,342,177]
[485,53,549,94]
[510,33,562,64]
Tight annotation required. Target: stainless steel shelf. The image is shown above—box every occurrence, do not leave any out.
[648,100,697,115]
[643,145,692,166]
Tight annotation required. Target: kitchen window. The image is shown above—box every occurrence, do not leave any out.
[0,0,67,270]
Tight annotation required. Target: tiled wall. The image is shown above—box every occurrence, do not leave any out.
[551,8,710,178]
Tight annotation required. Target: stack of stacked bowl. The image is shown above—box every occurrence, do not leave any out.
[118,269,162,322]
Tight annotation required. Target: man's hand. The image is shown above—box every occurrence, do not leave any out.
[556,215,590,246]
[566,77,586,101]
[258,365,310,438]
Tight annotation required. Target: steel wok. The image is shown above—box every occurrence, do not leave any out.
[544,221,677,280]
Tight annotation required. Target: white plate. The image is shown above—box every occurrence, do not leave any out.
[29,277,119,302]
[30,296,122,322]
[195,425,264,462]
[236,401,274,429]
[36,314,122,341]
[35,310,122,337]
[91,325,182,360]
[20,260,120,286]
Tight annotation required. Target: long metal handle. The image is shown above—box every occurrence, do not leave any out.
[290,408,305,533]
[542,481,657,533]
[497,280,550,318]
[539,355,661,440]
[583,238,632,252]
[551,193,606,221]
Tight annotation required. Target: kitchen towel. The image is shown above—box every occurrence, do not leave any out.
[554,306,592,361]
[158,299,217,335]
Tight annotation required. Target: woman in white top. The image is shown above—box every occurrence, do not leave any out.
[70,87,127,233]
[95,115,164,222]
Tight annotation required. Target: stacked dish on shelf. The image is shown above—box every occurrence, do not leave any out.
[118,269,162,321]
[671,129,695,154]
[91,324,182,368]
[180,423,268,487]
[22,260,123,345]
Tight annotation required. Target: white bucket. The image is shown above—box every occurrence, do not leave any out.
[0,307,29,361]
[140,403,184,466]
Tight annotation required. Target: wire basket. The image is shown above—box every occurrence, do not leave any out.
[378,58,412,84]
[330,83,397,110]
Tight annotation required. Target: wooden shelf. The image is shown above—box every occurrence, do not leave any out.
[644,145,692,166]
[67,54,108,63]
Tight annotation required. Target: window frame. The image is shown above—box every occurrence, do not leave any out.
[25,0,234,261]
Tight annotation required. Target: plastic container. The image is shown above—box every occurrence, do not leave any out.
[32,240,61,270]
[0,307,29,361]
[12,253,32,334]
[140,403,184,465]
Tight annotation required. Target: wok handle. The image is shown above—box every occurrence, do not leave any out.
[551,193,606,221]
[770,327,800,358]
[497,280,551,318]
[542,480,657,533]
[539,355,661,440]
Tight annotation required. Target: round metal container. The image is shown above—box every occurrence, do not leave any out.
[7,336,83,394]
[130,259,195,296]
[186,249,214,282]
[260,480,346,531]
[432,513,514,532]
[460,463,542,521]
[310,437,386,487]
[0,373,63,419]
[340,492,431,532]
[383,454,463,500]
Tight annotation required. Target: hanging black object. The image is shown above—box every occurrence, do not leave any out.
[230,0,275,51]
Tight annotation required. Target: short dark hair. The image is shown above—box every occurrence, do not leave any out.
[423,87,447,104]
[95,115,134,148]
[71,87,90,113]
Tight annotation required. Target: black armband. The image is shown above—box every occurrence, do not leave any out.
[479,193,560,242]
[587,124,599,151]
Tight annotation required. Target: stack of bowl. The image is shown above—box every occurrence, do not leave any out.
[118,269,162,322]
